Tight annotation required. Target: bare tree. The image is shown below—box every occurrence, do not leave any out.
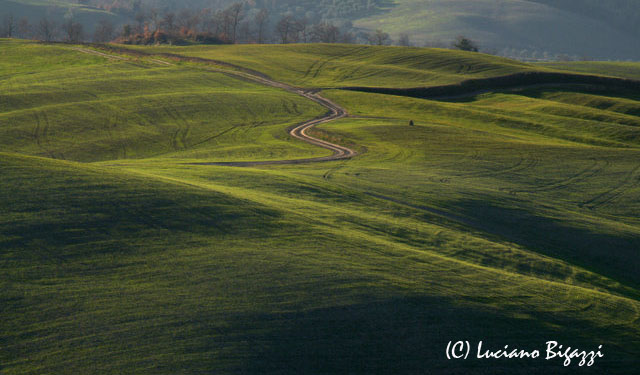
[122,24,132,39]
[237,20,250,43]
[276,16,304,44]
[149,8,160,32]
[200,8,216,34]
[2,14,15,37]
[62,17,84,42]
[93,19,115,43]
[369,29,389,45]
[223,3,243,43]
[17,17,30,39]
[212,10,225,36]
[398,33,411,47]
[177,9,200,34]
[276,15,294,44]
[254,9,269,44]
[161,12,177,34]
[36,17,57,41]
[341,31,355,44]
[297,17,309,43]
[310,22,340,43]
[134,12,146,34]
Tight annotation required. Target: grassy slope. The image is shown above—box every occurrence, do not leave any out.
[2,151,639,374]
[353,0,640,59]
[2,41,640,373]
[0,40,327,162]
[320,88,640,284]
[535,61,640,81]
[132,43,537,89]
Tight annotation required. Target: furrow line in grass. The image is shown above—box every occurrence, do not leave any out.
[122,167,640,305]
[78,44,359,166]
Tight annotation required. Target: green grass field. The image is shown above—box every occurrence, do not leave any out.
[1,40,639,374]
[535,61,640,81]
[131,43,537,88]
[0,40,327,162]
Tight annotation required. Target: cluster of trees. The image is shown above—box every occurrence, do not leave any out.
[88,0,386,25]
[0,14,86,42]
[0,0,394,45]
[113,3,362,45]
[0,1,483,53]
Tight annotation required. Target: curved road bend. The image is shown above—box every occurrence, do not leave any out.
[190,75,357,166]
[72,45,358,166]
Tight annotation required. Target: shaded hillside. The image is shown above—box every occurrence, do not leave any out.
[2,40,640,374]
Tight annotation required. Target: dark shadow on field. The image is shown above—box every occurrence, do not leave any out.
[434,86,640,104]
[341,73,640,103]
[452,199,640,289]
[224,297,637,374]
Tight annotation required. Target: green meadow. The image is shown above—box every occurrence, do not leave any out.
[132,43,537,88]
[1,40,639,374]
[535,61,640,81]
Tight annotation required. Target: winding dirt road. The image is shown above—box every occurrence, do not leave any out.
[196,89,355,166]
[189,66,357,166]
[71,45,358,166]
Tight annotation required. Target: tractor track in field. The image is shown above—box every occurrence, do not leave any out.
[579,164,640,210]
[70,45,358,167]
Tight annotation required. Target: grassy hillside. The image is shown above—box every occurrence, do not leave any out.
[354,0,640,60]
[0,40,327,162]
[535,61,640,81]
[133,43,537,88]
[2,41,640,373]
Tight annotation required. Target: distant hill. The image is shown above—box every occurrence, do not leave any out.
[0,0,122,37]
[354,0,640,60]
[2,0,640,60]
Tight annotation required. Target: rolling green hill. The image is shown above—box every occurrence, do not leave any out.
[132,43,538,88]
[2,40,640,374]
[535,61,640,81]
[0,40,326,162]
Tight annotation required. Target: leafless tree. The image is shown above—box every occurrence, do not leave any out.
[254,9,269,43]
[200,8,216,34]
[369,29,389,45]
[341,31,355,44]
[276,16,305,44]
[134,12,146,34]
[177,9,200,34]
[161,12,177,34]
[2,14,15,37]
[310,22,340,43]
[17,17,30,39]
[62,17,84,42]
[398,33,411,47]
[93,19,115,43]
[121,24,132,39]
[276,16,294,44]
[149,8,160,32]
[297,17,309,43]
[223,3,243,43]
[36,17,57,41]
[212,10,225,35]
